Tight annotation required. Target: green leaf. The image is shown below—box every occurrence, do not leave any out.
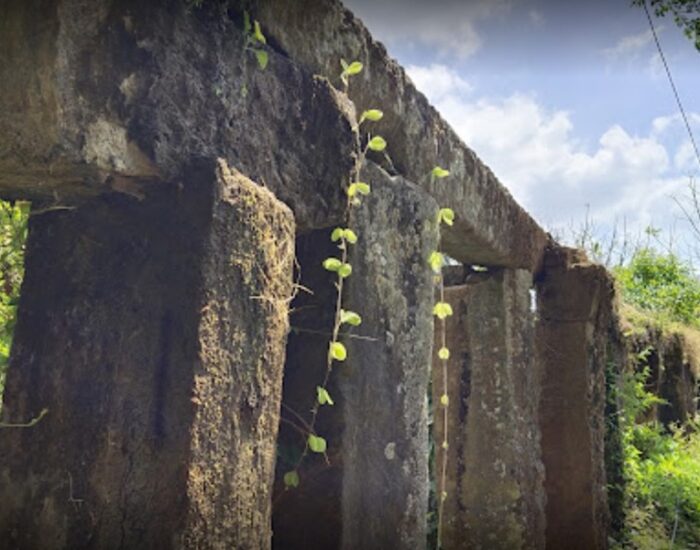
[340,309,362,326]
[330,341,347,361]
[253,20,267,44]
[243,11,252,34]
[433,302,454,320]
[308,434,327,453]
[340,58,349,71]
[432,166,450,179]
[344,61,363,76]
[360,109,384,123]
[347,182,371,197]
[338,263,352,278]
[367,136,387,152]
[254,49,269,70]
[331,227,344,242]
[428,251,443,273]
[323,258,342,272]
[438,347,450,360]
[317,386,334,406]
[343,229,358,244]
[438,207,455,227]
[440,394,450,407]
[283,470,300,488]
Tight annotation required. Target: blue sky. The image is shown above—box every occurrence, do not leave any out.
[343,0,700,262]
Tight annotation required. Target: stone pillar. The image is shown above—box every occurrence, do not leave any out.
[339,163,439,550]
[659,333,698,426]
[0,159,295,549]
[431,284,470,548]
[536,247,612,550]
[433,269,545,550]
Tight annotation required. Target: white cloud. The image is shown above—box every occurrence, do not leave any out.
[406,64,473,100]
[528,9,545,26]
[344,0,515,59]
[602,28,658,62]
[406,63,691,240]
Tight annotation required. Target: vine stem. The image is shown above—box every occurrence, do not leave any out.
[437,276,448,550]
[292,136,368,470]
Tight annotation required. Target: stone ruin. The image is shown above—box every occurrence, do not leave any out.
[0,1,697,549]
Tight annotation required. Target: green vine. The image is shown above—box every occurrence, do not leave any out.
[242,11,269,70]
[428,172,455,549]
[282,59,388,488]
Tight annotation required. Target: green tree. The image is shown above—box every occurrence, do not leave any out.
[0,200,28,399]
[613,248,700,326]
[633,0,700,51]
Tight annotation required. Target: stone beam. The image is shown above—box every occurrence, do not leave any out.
[0,160,294,549]
[432,270,546,549]
[536,246,612,550]
[257,0,549,271]
[0,0,355,231]
[2,0,549,268]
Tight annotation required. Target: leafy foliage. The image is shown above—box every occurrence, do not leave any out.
[633,0,700,51]
[614,249,700,327]
[613,366,700,548]
[0,201,28,400]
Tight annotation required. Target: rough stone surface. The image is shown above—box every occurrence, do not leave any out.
[257,0,549,270]
[0,0,354,231]
[1,0,548,269]
[430,283,472,548]
[0,160,294,549]
[433,270,545,549]
[536,246,612,550]
[658,333,698,426]
[339,163,439,550]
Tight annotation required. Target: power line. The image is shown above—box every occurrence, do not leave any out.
[643,0,700,172]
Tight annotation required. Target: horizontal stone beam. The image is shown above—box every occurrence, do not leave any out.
[257,0,549,271]
[0,0,355,230]
[3,0,549,268]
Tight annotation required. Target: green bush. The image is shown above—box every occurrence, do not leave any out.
[614,249,700,327]
[0,200,28,399]
[616,368,700,548]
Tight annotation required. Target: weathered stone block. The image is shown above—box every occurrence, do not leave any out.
[256,0,548,270]
[0,0,354,231]
[0,160,294,549]
[536,246,613,550]
[659,333,698,426]
[433,270,545,550]
[270,163,438,549]
[339,162,439,550]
